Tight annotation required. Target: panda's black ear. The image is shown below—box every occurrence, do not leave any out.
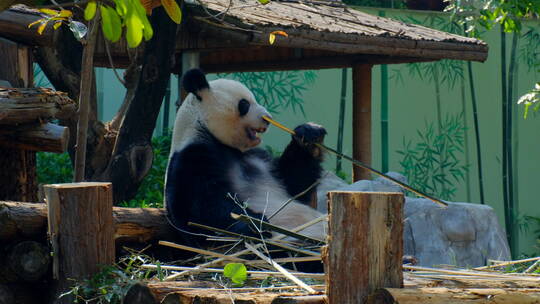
[182,69,209,100]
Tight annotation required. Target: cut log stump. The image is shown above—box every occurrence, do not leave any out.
[44,182,115,303]
[323,191,404,304]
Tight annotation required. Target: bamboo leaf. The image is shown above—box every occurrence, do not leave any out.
[37,21,48,35]
[39,8,59,16]
[161,0,182,24]
[59,9,73,18]
[84,1,97,20]
[53,21,62,30]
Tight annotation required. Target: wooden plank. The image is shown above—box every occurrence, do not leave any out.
[324,191,404,303]
[44,182,115,303]
[352,64,372,181]
[0,9,54,47]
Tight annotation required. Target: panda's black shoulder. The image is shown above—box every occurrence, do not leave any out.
[245,147,273,162]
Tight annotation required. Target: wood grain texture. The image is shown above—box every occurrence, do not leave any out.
[352,64,372,181]
[367,287,540,304]
[0,201,176,243]
[0,122,69,153]
[324,191,404,304]
[44,182,114,302]
[0,87,76,125]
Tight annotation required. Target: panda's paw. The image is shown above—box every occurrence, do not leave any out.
[293,123,326,158]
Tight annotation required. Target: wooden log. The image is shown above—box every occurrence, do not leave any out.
[366,287,540,304]
[0,241,50,283]
[352,64,372,182]
[0,122,69,153]
[147,281,220,302]
[0,87,76,125]
[0,201,176,243]
[323,191,404,304]
[0,7,54,47]
[160,289,324,304]
[44,182,115,303]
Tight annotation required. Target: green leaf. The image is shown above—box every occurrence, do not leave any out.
[223,263,247,286]
[106,5,122,42]
[84,1,97,20]
[125,4,143,48]
[258,0,270,4]
[100,5,114,41]
[114,0,128,16]
[132,0,153,40]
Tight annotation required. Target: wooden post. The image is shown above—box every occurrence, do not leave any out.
[323,191,403,304]
[44,182,114,303]
[352,64,372,182]
[0,38,36,202]
[177,51,200,107]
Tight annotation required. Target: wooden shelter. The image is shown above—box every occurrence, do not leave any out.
[0,0,488,180]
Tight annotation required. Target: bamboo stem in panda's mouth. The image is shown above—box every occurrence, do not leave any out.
[262,115,448,208]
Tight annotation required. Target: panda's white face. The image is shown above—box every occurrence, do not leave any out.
[197,78,271,151]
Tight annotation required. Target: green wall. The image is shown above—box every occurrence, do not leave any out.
[93,8,540,256]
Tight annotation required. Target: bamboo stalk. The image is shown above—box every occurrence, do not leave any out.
[245,243,317,293]
[164,219,325,281]
[473,257,540,270]
[158,241,248,262]
[231,213,323,244]
[262,115,448,207]
[405,265,540,281]
[142,264,325,279]
[188,222,321,257]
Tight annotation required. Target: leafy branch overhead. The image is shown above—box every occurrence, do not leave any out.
[28,0,182,48]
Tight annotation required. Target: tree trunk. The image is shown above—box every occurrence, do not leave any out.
[34,8,177,204]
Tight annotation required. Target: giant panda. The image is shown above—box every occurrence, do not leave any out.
[165,69,327,245]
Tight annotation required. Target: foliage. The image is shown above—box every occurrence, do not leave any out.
[37,134,170,207]
[28,0,181,48]
[397,113,468,200]
[445,0,540,36]
[220,71,317,115]
[518,82,540,118]
[223,263,248,286]
[446,0,540,118]
[37,152,73,184]
[60,251,163,303]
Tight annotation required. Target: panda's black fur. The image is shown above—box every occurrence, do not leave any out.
[165,69,327,246]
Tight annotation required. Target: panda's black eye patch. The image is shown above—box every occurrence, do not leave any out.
[238,99,250,116]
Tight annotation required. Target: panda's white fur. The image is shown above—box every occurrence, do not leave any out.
[165,70,326,242]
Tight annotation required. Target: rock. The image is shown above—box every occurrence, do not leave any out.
[316,172,511,267]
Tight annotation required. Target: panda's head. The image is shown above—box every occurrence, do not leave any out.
[182,69,271,152]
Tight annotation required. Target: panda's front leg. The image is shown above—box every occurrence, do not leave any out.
[274,123,327,206]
